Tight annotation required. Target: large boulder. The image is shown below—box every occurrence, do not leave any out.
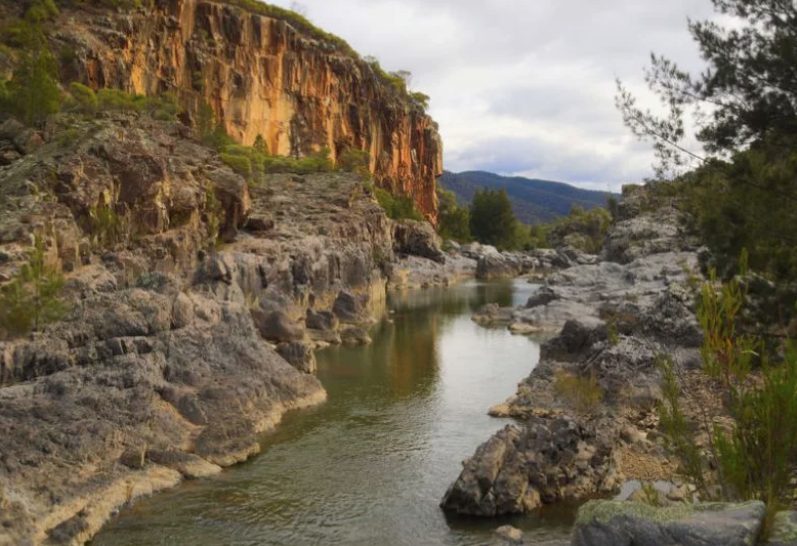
[392,219,445,264]
[440,417,620,517]
[252,309,304,342]
[572,500,766,546]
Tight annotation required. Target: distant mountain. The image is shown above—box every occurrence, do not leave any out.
[439,171,619,225]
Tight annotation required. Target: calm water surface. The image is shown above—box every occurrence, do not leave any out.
[93,280,573,545]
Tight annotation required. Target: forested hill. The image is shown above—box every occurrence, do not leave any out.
[439,170,618,224]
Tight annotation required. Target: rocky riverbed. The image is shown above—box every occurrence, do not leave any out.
[444,184,797,545]
[442,184,702,518]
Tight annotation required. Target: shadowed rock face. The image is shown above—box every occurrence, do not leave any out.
[51,0,442,221]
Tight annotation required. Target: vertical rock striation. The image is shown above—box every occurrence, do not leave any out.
[53,0,443,220]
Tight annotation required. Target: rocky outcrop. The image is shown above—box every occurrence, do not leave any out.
[392,219,445,264]
[0,111,411,544]
[440,417,621,517]
[572,500,766,546]
[443,182,705,518]
[46,0,443,220]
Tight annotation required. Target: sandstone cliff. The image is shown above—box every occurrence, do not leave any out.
[49,0,442,221]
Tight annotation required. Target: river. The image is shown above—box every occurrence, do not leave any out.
[92,280,573,545]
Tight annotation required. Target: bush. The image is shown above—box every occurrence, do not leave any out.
[374,187,423,221]
[88,204,127,248]
[220,152,252,177]
[0,235,66,339]
[337,148,370,178]
[68,81,98,112]
[95,88,179,120]
[658,262,797,533]
[545,205,611,254]
[553,370,603,414]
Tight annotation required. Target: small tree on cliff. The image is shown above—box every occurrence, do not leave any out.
[0,235,66,338]
[469,188,518,249]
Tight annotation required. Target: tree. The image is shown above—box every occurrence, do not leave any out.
[436,188,471,242]
[0,235,66,338]
[616,0,797,177]
[3,48,61,125]
[469,189,518,249]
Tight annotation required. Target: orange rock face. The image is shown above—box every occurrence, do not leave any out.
[56,0,443,221]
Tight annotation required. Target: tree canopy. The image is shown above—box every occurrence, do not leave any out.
[616,0,797,177]
[469,189,518,250]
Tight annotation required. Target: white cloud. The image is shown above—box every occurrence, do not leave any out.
[268,0,719,191]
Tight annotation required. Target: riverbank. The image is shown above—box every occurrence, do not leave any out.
[442,183,705,519]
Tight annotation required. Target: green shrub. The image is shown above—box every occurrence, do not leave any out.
[0,235,66,339]
[658,261,797,533]
[95,88,179,119]
[68,81,98,112]
[545,205,612,254]
[88,204,127,248]
[221,152,252,176]
[553,370,603,414]
[374,187,423,221]
[337,147,370,178]
[204,185,222,246]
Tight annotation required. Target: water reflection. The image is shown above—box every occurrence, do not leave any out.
[92,280,571,546]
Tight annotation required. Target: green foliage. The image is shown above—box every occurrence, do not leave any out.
[26,0,59,23]
[607,320,619,346]
[607,196,619,222]
[714,343,797,528]
[544,205,612,254]
[617,0,797,179]
[221,0,356,55]
[553,370,603,414]
[657,355,710,494]
[0,235,66,339]
[204,185,221,246]
[221,152,252,177]
[658,263,797,533]
[252,134,268,154]
[0,47,61,125]
[337,147,370,179]
[88,204,127,248]
[680,133,797,282]
[196,101,216,142]
[697,258,757,387]
[67,81,97,112]
[95,88,179,119]
[436,187,471,242]
[410,91,430,110]
[469,188,520,250]
[374,187,424,221]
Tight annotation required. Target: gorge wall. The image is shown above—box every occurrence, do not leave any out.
[51,0,442,221]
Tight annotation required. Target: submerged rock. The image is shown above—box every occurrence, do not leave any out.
[572,500,766,546]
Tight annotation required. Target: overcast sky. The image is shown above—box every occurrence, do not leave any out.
[270,0,718,192]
